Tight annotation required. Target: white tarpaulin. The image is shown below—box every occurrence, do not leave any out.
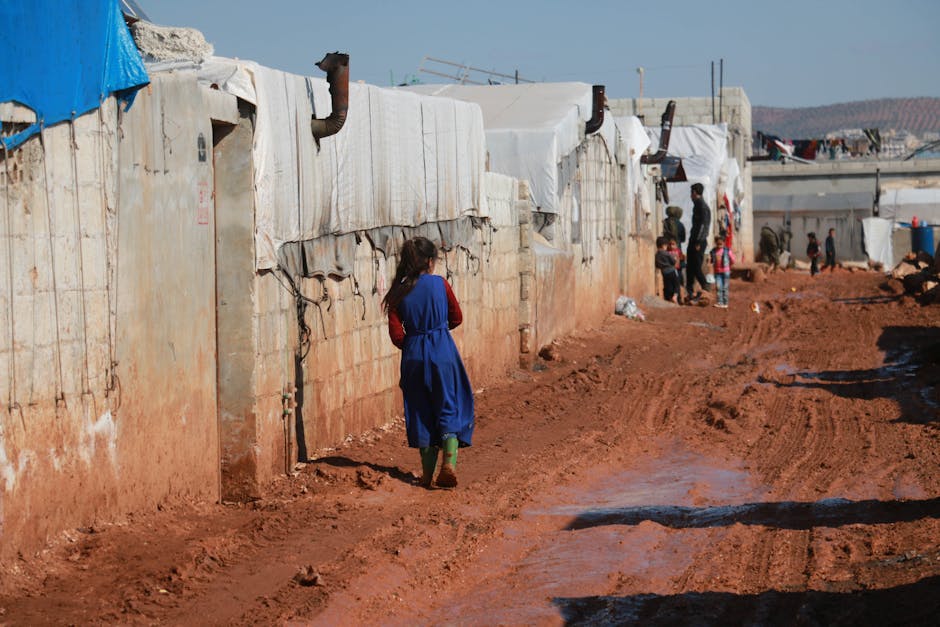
[879,188,940,224]
[862,217,894,268]
[189,57,487,269]
[646,123,730,238]
[403,82,597,214]
[615,115,653,214]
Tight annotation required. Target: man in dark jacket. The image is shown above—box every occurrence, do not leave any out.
[685,182,711,299]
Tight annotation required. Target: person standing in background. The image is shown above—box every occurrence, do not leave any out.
[824,228,836,271]
[685,183,711,301]
[807,232,821,276]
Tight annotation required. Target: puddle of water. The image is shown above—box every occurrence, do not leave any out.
[536,446,762,515]
[417,443,766,625]
[920,385,939,410]
[399,441,938,626]
[688,321,725,332]
[774,363,796,374]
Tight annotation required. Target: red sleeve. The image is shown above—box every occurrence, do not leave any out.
[387,308,405,349]
[443,279,462,329]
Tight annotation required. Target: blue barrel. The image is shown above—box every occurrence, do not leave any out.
[911,226,934,254]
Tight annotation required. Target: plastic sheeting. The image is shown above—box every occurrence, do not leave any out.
[862,217,894,269]
[189,58,487,270]
[0,0,149,150]
[403,82,598,214]
[879,188,940,224]
[645,123,732,238]
[615,116,653,208]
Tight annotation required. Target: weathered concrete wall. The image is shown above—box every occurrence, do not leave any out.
[112,74,219,509]
[0,74,658,557]
[213,107,262,501]
[248,173,523,476]
[529,135,627,353]
[0,102,119,559]
[0,74,222,559]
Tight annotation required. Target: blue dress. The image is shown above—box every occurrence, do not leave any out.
[396,274,474,448]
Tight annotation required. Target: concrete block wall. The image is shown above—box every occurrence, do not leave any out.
[0,103,118,560]
[250,174,522,475]
[0,74,221,559]
[573,136,621,326]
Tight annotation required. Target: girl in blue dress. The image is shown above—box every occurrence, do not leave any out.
[383,237,474,488]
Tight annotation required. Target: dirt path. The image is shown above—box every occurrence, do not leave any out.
[2,271,939,626]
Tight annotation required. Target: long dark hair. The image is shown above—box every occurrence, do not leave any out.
[382,237,438,313]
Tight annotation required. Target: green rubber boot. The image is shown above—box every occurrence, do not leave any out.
[436,437,458,488]
[418,446,439,488]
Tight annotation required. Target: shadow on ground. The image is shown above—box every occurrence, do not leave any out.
[564,496,940,531]
[759,325,940,425]
[553,575,940,626]
[310,456,417,485]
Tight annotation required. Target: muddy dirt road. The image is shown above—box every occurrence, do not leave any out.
[2,270,939,625]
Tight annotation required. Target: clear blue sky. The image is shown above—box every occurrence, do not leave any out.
[147,0,940,108]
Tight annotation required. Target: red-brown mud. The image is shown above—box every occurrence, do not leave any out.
[2,270,939,625]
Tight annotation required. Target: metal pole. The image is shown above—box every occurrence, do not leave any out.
[710,61,715,124]
[719,59,724,123]
[636,67,644,117]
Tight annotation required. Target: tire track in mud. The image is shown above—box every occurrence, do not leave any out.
[293,335,693,625]
[7,273,939,625]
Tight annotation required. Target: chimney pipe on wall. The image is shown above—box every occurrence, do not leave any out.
[584,85,606,134]
[640,100,676,164]
[311,52,350,140]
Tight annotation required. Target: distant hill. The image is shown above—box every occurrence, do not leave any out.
[752,97,940,138]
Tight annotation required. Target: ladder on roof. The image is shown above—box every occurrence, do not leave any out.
[417,56,536,85]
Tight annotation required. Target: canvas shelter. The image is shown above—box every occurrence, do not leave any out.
[182,59,490,270]
[628,122,744,245]
[402,82,621,215]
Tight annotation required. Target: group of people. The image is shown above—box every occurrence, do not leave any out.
[658,184,840,308]
[656,182,735,307]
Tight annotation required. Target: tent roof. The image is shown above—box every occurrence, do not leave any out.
[401,82,593,131]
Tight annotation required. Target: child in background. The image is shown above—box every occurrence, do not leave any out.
[709,235,735,308]
[807,232,821,276]
[824,228,836,271]
[667,238,685,302]
[383,237,474,489]
[655,236,680,304]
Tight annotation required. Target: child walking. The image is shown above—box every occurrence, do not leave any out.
[807,232,821,276]
[709,235,735,308]
[667,238,685,302]
[383,237,474,489]
[655,236,680,304]
[824,228,836,271]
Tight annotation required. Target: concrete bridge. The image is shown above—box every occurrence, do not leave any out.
[753,158,940,263]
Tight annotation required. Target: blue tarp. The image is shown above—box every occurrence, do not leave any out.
[0,0,149,150]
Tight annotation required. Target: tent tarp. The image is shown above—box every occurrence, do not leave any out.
[862,217,894,268]
[636,123,731,239]
[0,0,149,149]
[187,58,488,270]
[403,82,597,214]
[880,188,940,224]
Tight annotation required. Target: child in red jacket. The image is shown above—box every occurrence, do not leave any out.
[709,235,735,308]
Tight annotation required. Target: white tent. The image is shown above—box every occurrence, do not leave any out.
[183,58,489,270]
[636,122,735,239]
[403,82,619,215]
